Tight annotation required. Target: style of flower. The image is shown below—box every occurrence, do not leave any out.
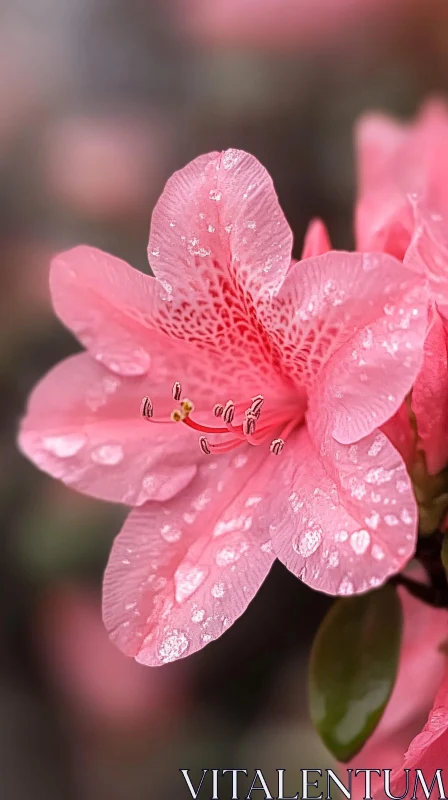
[19,149,426,664]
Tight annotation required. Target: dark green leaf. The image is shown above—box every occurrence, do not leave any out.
[309,583,402,762]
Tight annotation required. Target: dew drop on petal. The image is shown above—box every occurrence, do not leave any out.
[160,523,182,543]
[158,630,189,663]
[293,526,323,558]
[338,576,354,595]
[350,529,371,555]
[42,433,86,457]
[90,444,124,465]
[211,582,226,598]
[174,564,207,604]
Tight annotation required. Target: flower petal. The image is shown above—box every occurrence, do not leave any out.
[50,245,160,376]
[270,426,417,596]
[103,448,276,664]
[412,305,448,475]
[149,149,293,299]
[350,579,447,772]
[405,203,448,308]
[355,100,448,257]
[263,251,427,442]
[18,352,216,505]
[388,665,448,796]
[301,218,331,259]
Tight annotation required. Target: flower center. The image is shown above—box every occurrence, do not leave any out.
[141,383,300,456]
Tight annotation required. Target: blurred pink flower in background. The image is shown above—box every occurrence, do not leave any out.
[348,581,448,796]
[43,114,168,221]
[20,148,427,665]
[36,585,187,729]
[183,0,417,51]
[355,100,448,486]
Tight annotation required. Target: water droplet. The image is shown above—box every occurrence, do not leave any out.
[371,544,385,561]
[158,630,189,663]
[401,508,413,525]
[191,608,205,623]
[222,149,239,170]
[174,564,207,603]
[365,511,380,530]
[338,576,354,595]
[211,581,226,598]
[42,434,86,458]
[90,444,124,465]
[160,523,182,543]
[368,435,386,457]
[209,189,222,201]
[384,514,399,526]
[294,526,323,558]
[350,529,371,555]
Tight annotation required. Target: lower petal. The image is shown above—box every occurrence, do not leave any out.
[270,426,417,595]
[103,447,277,664]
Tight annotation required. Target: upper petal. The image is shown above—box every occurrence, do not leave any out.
[262,250,427,442]
[269,425,417,596]
[300,218,331,259]
[148,149,293,299]
[103,446,276,664]
[50,245,161,376]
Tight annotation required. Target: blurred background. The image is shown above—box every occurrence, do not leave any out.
[2,0,448,797]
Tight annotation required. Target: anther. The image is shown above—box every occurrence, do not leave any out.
[270,438,284,455]
[251,395,264,416]
[199,436,211,455]
[243,415,257,436]
[171,409,183,422]
[223,400,235,424]
[181,398,194,416]
[172,382,182,401]
[141,396,153,419]
[213,404,224,417]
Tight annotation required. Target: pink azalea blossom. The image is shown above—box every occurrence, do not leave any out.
[348,581,448,795]
[36,585,188,727]
[19,149,427,664]
[356,100,448,478]
[183,0,413,52]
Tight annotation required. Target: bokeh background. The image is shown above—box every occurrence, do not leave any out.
[2,1,448,797]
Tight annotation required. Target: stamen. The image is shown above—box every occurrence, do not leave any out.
[243,415,257,436]
[213,404,224,417]
[141,396,153,419]
[181,398,194,416]
[171,409,183,422]
[199,436,211,455]
[250,395,264,416]
[270,438,284,455]
[223,400,235,424]
[172,382,182,401]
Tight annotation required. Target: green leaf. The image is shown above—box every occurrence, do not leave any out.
[309,584,403,762]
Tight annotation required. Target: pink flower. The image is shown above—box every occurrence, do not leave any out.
[355,100,448,479]
[348,581,448,795]
[36,585,188,728]
[183,0,413,52]
[19,149,427,664]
